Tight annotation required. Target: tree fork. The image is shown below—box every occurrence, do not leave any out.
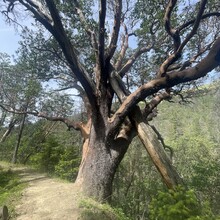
[110,75,183,188]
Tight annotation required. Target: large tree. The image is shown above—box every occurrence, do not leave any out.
[1,0,220,201]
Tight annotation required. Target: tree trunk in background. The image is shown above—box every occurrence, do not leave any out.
[0,111,7,128]
[0,118,17,143]
[11,113,26,164]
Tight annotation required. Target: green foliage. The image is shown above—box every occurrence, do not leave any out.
[25,122,81,181]
[55,146,81,181]
[79,198,131,220]
[0,118,82,181]
[0,134,17,161]
[112,137,165,220]
[190,158,220,213]
[149,186,216,220]
[0,165,26,218]
[29,136,62,173]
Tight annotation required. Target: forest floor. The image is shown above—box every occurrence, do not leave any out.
[0,163,81,220]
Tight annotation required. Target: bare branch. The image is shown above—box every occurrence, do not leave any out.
[106,0,122,61]
[150,125,174,161]
[177,0,208,53]
[73,0,98,56]
[164,0,180,52]
[37,0,97,107]
[115,23,129,71]
[98,0,106,69]
[118,44,153,77]
[109,70,130,102]
[21,0,53,24]
[18,1,96,103]
[0,102,88,134]
[144,92,170,119]
[158,0,208,77]
[178,12,220,32]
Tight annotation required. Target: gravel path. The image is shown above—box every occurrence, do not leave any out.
[13,167,81,220]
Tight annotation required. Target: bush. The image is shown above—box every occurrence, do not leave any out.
[29,137,62,173]
[55,146,80,181]
[29,135,81,181]
[149,186,217,220]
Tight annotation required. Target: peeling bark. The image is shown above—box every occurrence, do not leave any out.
[75,126,129,201]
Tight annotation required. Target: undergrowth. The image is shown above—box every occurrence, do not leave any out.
[0,162,26,219]
[79,198,131,220]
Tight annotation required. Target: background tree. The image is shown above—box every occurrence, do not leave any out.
[0,0,220,201]
[0,54,43,163]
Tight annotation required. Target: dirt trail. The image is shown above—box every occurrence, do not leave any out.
[12,167,81,220]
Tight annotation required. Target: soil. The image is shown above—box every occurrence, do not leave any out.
[11,166,81,220]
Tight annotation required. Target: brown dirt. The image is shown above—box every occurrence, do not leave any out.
[11,166,81,220]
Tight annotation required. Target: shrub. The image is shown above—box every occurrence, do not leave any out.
[149,186,216,220]
[55,146,80,181]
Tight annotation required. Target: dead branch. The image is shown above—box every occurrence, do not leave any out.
[150,124,174,161]
[115,23,129,71]
[106,0,122,61]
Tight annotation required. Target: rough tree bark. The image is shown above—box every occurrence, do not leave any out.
[75,134,119,201]
[75,115,133,201]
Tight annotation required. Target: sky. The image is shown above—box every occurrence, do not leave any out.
[0,14,22,56]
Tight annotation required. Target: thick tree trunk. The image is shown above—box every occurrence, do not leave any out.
[75,107,183,201]
[75,142,117,201]
[75,124,128,202]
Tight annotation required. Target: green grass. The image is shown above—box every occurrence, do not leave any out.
[79,198,131,220]
[0,162,27,219]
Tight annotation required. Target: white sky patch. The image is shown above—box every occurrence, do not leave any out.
[0,14,20,56]
[0,27,14,32]
[0,10,34,56]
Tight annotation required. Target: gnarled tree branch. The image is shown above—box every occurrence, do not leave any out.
[0,103,89,139]
[164,0,180,52]
[109,37,220,131]
[178,12,220,32]
[158,0,208,77]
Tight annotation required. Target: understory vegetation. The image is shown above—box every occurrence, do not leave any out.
[0,84,220,219]
[0,162,26,218]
